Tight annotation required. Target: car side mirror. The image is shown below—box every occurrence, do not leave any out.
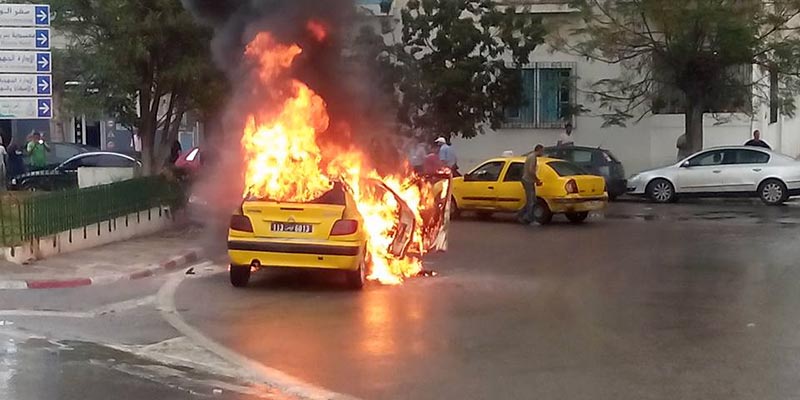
[681,161,691,168]
[464,174,475,182]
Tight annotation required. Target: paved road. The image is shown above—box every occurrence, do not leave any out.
[4,200,800,399]
[176,201,800,400]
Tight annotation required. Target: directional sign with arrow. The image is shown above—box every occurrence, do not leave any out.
[0,27,51,50]
[0,74,51,96]
[0,4,50,27]
[0,97,52,119]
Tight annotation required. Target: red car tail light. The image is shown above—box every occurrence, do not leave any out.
[230,215,254,232]
[565,179,579,194]
[331,219,359,236]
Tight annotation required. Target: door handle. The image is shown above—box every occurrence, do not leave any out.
[487,186,495,189]
[752,168,762,172]
[712,170,722,173]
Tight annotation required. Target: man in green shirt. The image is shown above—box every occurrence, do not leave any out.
[26,131,50,170]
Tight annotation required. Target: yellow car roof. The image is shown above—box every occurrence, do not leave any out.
[486,156,561,163]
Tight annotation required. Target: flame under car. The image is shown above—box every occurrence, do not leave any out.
[227,174,451,290]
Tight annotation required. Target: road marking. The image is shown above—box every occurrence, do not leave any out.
[156,266,360,400]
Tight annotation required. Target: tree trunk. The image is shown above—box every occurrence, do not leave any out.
[685,99,704,154]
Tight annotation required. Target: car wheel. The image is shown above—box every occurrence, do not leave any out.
[229,265,251,288]
[534,198,553,225]
[345,255,367,290]
[758,179,788,205]
[21,181,39,192]
[646,179,676,203]
[450,196,461,219]
[566,211,589,223]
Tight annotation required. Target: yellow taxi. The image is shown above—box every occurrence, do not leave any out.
[227,176,451,290]
[451,156,608,224]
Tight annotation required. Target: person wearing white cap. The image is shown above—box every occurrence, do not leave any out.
[436,136,457,172]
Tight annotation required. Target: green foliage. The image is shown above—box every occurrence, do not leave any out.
[379,0,546,139]
[47,0,227,172]
[566,0,800,150]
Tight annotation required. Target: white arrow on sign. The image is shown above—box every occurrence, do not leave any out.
[38,77,49,93]
[36,30,48,47]
[36,8,49,24]
[38,100,49,114]
[37,53,49,71]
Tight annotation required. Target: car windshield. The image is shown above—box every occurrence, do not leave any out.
[247,182,347,206]
[548,161,588,176]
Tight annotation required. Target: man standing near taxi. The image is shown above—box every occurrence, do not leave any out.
[520,144,544,225]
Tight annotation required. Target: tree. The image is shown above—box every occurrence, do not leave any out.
[49,0,226,174]
[564,0,800,153]
[379,0,546,140]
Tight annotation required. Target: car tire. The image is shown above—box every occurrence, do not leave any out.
[230,265,251,288]
[345,256,367,290]
[758,179,788,206]
[608,193,618,201]
[646,179,676,203]
[534,198,553,225]
[450,197,461,219]
[566,212,589,223]
[21,181,39,192]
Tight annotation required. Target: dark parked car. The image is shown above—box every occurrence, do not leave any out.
[10,152,140,191]
[541,146,627,199]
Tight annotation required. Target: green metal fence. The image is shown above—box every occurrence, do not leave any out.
[0,177,185,247]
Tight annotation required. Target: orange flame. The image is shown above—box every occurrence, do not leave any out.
[241,31,427,284]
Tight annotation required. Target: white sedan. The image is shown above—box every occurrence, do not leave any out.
[627,146,800,205]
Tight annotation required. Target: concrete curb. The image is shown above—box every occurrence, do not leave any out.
[0,248,202,290]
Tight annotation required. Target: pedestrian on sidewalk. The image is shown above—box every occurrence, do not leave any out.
[0,136,7,192]
[26,131,50,171]
[6,137,26,178]
[745,130,771,150]
[519,144,544,225]
[558,123,575,147]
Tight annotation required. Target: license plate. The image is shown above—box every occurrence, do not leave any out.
[271,222,313,233]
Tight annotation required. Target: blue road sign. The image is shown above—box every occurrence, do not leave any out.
[34,29,48,49]
[36,52,50,72]
[36,75,50,95]
[36,98,51,118]
[34,6,50,26]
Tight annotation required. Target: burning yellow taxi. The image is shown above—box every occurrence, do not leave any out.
[228,176,451,290]
[451,156,608,224]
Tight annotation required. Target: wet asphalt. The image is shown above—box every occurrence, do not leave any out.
[4,200,800,399]
[175,200,800,400]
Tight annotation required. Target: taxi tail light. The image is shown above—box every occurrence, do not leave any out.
[565,179,579,194]
[331,219,359,236]
[230,215,254,232]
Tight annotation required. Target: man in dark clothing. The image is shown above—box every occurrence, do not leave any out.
[519,144,544,225]
[745,130,771,149]
[6,137,26,178]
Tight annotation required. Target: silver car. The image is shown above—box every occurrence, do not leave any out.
[627,146,800,205]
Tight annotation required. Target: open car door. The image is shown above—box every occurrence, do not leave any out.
[366,169,452,260]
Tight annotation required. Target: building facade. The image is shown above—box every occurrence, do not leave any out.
[360,0,800,174]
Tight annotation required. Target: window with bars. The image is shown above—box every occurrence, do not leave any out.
[504,63,575,129]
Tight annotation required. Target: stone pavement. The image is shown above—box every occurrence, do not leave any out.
[0,228,207,289]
